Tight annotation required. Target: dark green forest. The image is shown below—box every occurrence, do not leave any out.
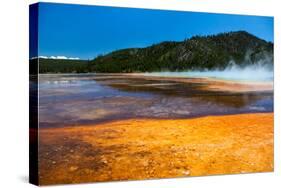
[36,31,273,73]
[38,59,89,73]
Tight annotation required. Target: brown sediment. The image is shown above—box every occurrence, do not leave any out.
[39,113,273,185]
[123,73,273,92]
[199,77,273,92]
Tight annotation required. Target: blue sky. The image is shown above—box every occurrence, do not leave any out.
[36,3,273,60]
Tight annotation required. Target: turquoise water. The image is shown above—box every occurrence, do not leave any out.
[143,67,273,82]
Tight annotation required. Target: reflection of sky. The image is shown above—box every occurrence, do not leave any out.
[39,75,152,103]
[38,74,273,127]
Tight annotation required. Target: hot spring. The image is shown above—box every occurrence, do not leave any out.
[143,64,273,82]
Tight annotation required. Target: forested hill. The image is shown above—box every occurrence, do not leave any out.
[37,58,89,73]
[36,31,273,73]
[88,31,273,73]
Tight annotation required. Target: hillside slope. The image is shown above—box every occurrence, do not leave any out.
[89,31,273,73]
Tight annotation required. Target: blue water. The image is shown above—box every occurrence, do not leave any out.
[37,74,273,127]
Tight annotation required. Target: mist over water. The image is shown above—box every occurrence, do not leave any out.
[145,61,273,82]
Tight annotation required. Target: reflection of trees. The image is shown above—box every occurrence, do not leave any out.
[94,76,273,109]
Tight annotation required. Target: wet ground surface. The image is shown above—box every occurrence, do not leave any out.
[37,74,273,128]
[38,113,273,185]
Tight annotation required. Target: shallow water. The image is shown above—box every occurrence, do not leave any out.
[144,69,273,82]
[37,74,273,127]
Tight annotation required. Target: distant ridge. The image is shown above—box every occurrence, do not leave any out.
[36,31,273,73]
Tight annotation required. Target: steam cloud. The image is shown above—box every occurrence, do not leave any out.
[145,54,273,82]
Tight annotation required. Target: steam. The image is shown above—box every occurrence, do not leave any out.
[144,55,273,82]
[184,61,272,82]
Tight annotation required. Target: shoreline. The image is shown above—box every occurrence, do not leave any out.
[38,111,273,129]
[39,112,273,185]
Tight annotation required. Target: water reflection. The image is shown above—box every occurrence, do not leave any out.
[38,74,273,127]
